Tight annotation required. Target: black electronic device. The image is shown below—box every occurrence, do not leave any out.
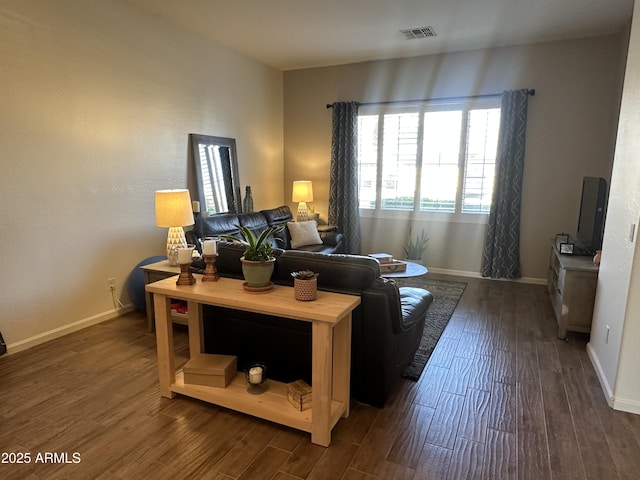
[575,176,608,256]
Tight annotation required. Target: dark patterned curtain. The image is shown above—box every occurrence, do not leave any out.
[481,89,530,279]
[329,102,361,254]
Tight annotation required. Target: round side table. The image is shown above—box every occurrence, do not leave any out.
[381,261,428,278]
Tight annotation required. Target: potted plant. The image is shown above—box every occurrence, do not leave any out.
[291,269,319,301]
[221,225,283,288]
[403,227,429,264]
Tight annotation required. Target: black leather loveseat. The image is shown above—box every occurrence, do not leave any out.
[200,243,434,407]
[189,205,343,254]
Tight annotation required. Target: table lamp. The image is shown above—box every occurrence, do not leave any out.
[292,180,314,222]
[155,189,195,265]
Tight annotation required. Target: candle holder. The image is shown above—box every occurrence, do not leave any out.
[176,262,196,286]
[245,362,268,395]
[202,254,219,282]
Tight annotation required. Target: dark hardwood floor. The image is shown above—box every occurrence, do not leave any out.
[1,274,639,479]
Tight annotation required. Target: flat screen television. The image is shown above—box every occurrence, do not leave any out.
[576,176,607,255]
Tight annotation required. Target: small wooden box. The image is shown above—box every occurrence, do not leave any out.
[379,260,407,273]
[287,379,312,411]
[183,354,237,388]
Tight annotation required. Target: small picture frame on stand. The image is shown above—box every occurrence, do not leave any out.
[555,233,570,251]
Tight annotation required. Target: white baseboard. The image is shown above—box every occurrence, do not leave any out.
[587,342,640,415]
[427,267,546,285]
[586,342,616,407]
[4,305,134,356]
[612,396,640,415]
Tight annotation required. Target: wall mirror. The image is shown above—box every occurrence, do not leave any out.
[190,134,242,215]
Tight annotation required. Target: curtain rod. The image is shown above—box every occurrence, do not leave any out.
[326,89,535,109]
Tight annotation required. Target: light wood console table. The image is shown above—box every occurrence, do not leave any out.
[145,275,360,447]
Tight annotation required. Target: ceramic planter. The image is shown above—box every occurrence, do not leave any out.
[241,257,275,288]
[294,277,317,301]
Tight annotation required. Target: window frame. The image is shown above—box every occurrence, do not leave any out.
[357,97,501,224]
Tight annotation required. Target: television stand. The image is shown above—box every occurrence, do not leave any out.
[547,241,599,339]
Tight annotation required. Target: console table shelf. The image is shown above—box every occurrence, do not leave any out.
[171,371,344,433]
[145,275,360,446]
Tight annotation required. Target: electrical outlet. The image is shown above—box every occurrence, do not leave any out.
[605,325,610,344]
[107,278,116,291]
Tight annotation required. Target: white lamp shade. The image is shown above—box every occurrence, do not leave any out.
[155,189,195,227]
[292,181,314,203]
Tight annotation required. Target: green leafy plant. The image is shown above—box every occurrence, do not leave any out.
[221,225,284,262]
[291,270,319,280]
[403,227,429,260]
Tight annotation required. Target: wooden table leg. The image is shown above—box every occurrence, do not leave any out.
[153,293,176,398]
[311,321,333,447]
[187,301,204,358]
[333,313,352,418]
[143,271,155,332]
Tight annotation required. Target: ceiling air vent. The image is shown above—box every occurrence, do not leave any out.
[400,26,437,40]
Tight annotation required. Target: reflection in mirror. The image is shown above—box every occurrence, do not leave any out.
[190,134,242,215]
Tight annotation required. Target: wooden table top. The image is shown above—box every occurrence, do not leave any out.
[146,275,361,325]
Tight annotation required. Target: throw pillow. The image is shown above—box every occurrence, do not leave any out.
[287,221,323,249]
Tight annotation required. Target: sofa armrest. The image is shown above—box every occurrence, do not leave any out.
[371,280,433,334]
[353,279,433,407]
[398,287,434,333]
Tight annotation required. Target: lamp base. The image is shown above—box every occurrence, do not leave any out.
[296,202,309,222]
[166,226,187,266]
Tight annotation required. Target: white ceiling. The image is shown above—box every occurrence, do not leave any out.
[126,0,635,71]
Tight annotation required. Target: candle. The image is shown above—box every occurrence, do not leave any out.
[192,200,200,213]
[177,247,192,264]
[203,239,217,255]
[249,366,263,384]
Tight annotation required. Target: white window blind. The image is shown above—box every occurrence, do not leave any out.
[357,99,501,215]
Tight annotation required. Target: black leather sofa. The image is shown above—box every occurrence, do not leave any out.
[189,205,343,254]
[199,243,434,407]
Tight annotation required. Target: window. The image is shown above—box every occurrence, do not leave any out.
[357,99,501,215]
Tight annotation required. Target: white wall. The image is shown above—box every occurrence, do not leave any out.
[589,2,640,413]
[0,0,283,351]
[284,36,626,280]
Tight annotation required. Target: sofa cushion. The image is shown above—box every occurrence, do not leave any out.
[197,213,241,239]
[275,250,379,293]
[238,212,283,248]
[239,212,270,232]
[261,206,293,248]
[261,205,293,226]
[287,220,323,248]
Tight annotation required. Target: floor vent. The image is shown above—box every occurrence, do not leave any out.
[400,26,437,40]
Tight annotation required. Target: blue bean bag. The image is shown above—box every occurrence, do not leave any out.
[126,256,166,312]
